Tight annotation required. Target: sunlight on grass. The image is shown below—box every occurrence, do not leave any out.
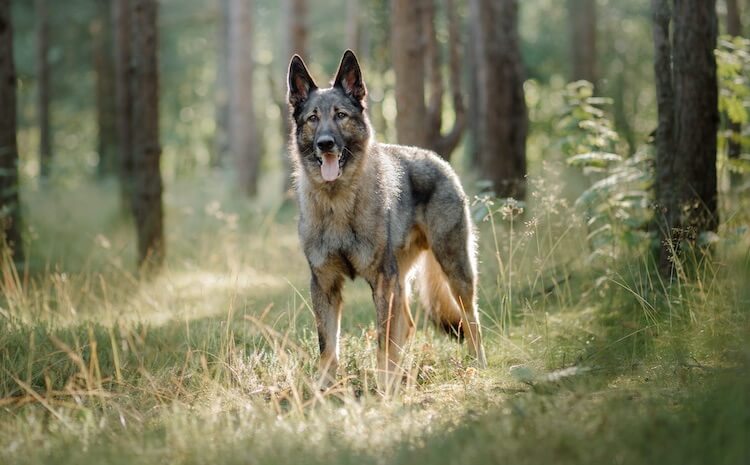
[1,171,748,465]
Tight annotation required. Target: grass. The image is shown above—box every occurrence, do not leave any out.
[1,170,748,465]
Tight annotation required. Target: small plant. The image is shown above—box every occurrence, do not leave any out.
[558,81,654,266]
[716,35,750,176]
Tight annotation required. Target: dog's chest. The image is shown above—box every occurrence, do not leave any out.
[302,208,381,275]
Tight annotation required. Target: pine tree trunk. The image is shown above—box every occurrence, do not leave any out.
[391,0,427,147]
[213,0,230,168]
[392,0,464,158]
[346,0,360,51]
[93,0,118,177]
[131,0,164,270]
[280,0,307,194]
[672,0,719,234]
[651,0,678,272]
[114,0,135,212]
[0,0,24,263]
[473,0,528,199]
[228,0,261,196]
[35,0,52,180]
[568,0,597,84]
[652,0,719,276]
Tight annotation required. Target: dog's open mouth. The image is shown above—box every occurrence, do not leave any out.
[318,153,341,182]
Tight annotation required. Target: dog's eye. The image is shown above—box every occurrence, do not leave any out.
[335,112,347,120]
[307,114,319,123]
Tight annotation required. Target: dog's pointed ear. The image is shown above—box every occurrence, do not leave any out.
[333,50,367,103]
[288,55,317,108]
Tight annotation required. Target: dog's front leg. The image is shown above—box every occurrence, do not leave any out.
[310,272,343,389]
[371,266,409,395]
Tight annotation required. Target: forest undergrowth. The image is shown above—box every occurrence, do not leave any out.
[0,171,748,465]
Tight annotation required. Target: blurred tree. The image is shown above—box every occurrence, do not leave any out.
[391,0,465,160]
[92,0,118,177]
[568,0,597,84]
[131,0,164,270]
[472,0,528,198]
[0,0,24,263]
[279,0,307,194]
[213,0,230,168]
[651,0,719,275]
[229,0,261,196]
[115,0,134,211]
[35,0,52,179]
[465,19,480,165]
[725,0,743,166]
[346,0,361,51]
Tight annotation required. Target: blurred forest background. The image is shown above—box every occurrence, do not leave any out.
[0,0,749,464]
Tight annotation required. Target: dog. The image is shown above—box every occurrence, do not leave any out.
[287,50,487,391]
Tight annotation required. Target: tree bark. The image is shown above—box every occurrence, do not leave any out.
[131,0,164,270]
[35,0,52,180]
[651,0,678,272]
[278,0,307,194]
[0,0,24,263]
[465,10,480,165]
[213,0,230,168]
[93,0,118,177]
[228,0,261,196]
[473,0,528,199]
[392,0,427,148]
[392,0,465,159]
[567,0,597,84]
[672,0,719,234]
[114,0,135,212]
[652,0,719,275]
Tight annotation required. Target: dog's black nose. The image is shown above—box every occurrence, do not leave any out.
[316,136,335,152]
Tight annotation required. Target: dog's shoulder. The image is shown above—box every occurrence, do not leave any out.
[374,142,464,201]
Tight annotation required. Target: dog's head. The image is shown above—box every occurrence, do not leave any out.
[287,50,371,185]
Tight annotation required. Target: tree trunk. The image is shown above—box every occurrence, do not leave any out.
[93,0,118,177]
[651,0,678,272]
[35,0,52,180]
[567,0,597,84]
[130,0,164,270]
[213,0,230,168]
[473,0,528,199]
[228,0,261,196]
[278,0,307,194]
[346,0,361,51]
[392,0,465,159]
[652,0,719,276]
[672,0,719,233]
[114,0,134,212]
[0,0,23,263]
[725,0,742,165]
[392,0,427,147]
[465,10,480,165]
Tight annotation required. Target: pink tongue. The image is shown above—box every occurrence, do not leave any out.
[320,155,340,181]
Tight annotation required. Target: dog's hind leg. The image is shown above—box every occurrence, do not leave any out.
[310,272,344,389]
[428,218,487,368]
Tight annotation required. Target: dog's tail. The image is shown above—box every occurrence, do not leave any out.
[415,252,465,342]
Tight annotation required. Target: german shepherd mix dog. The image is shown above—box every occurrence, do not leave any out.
[287,50,487,391]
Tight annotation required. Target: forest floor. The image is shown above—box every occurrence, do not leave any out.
[1,173,748,465]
